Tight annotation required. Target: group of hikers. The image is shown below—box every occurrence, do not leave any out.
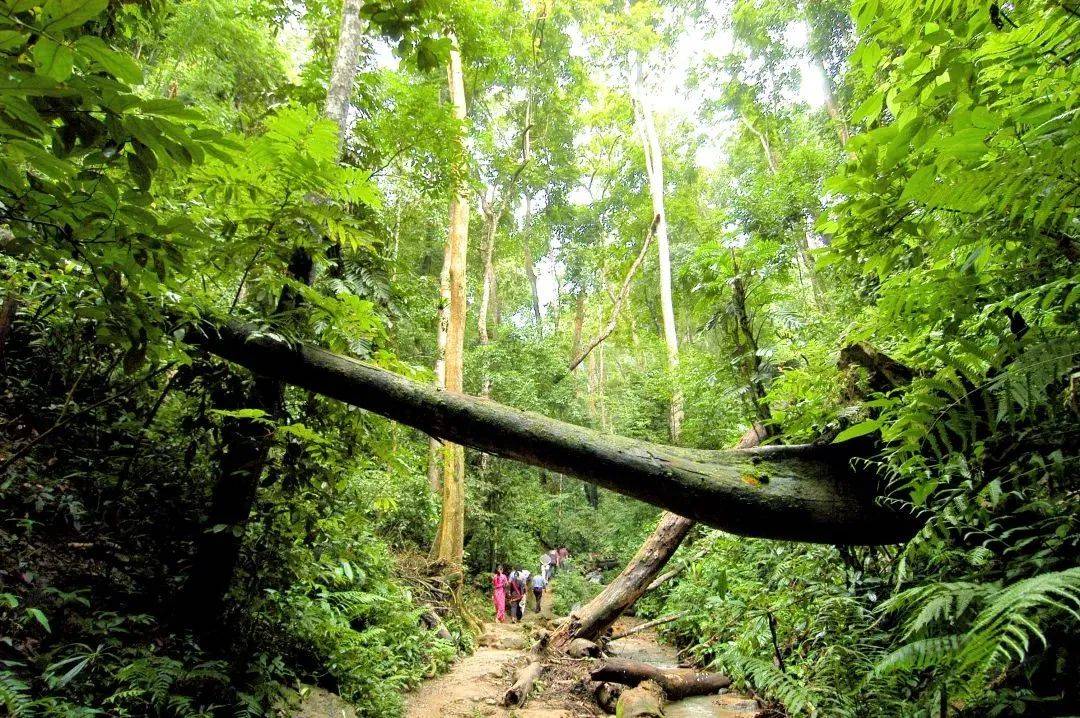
[491,547,570,622]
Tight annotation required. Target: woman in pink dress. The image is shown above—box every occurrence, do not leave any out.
[492,565,509,622]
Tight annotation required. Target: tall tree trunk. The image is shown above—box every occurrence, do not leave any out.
[180,4,364,628]
[570,292,586,363]
[730,268,771,425]
[631,67,682,443]
[431,38,470,566]
[478,198,500,348]
[0,294,17,364]
[324,0,365,150]
[518,100,543,329]
[181,249,313,629]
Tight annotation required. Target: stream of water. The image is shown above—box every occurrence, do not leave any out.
[608,631,757,718]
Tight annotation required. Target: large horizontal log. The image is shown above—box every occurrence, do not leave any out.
[591,658,732,700]
[184,319,919,545]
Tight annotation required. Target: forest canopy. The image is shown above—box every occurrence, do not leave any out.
[0,0,1077,716]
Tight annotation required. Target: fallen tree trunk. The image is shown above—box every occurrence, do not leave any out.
[553,513,694,646]
[615,679,665,717]
[592,659,732,700]
[503,660,543,707]
[184,319,919,545]
[609,612,687,641]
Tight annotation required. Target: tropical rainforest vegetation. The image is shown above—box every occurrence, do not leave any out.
[0,0,1077,715]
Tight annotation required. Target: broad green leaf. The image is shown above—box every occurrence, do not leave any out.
[31,38,73,81]
[833,419,883,443]
[75,36,142,84]
[26,607,50,632]
[0,29,27,51]
[900,165,936,204]
[852,93,884,125]
[41,0,107,31]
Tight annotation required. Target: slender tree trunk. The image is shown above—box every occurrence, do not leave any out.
[428,219,452,493]
[478,199,500,348]
[740,116,778,174]
[811,58,849,146]
[324,0,365,150]
[431,38,470,566]
[181,249,313,629]
[631,66,682,443]
[0,294,17,364]
[570,292,586,363]
[568,216,656,373]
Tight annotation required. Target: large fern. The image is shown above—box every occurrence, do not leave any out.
[875,568,1080,694]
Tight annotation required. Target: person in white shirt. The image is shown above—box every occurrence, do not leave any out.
[530,571,548,612]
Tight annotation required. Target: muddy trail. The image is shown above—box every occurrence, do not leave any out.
[403,592,761,718]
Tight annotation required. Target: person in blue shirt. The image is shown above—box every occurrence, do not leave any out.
[530,570,548,612]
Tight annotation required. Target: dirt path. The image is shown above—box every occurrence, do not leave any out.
[403,592,761,718]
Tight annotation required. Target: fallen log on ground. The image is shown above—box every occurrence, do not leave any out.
[592,658,732,700]
[553,512,694,647]
[609,612,687,642]
[553,425,767,649]
[616,679,665,717]
[503,660,543,707]
[185,319,920,545]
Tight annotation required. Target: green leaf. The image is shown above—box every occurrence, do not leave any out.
[0,29,28,51]
[833,419,882,443]
[852,93,884,125]
[31,38,74,81]
[41,0,107,31]
[900,165,936,204]
[26,607,50,632]
[209,408,270,421]
[75,36,142,84]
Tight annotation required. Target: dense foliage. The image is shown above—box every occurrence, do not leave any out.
[1,0,1076,716]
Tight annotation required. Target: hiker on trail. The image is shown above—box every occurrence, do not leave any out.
[539,551,553,581]
[492,565,509,622]
[507,569,525,622]
[530,570,547,612]
[517,567,531,616]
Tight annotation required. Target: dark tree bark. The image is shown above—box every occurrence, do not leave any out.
[838,341,917,395]
[592,659,731,700]
[179,249,313,630]
[0,294,17,363]
[182,319,920,545]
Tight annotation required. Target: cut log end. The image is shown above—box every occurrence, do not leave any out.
[568,637,601,658]
[502,660,543,707]
[615,679,665,717]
